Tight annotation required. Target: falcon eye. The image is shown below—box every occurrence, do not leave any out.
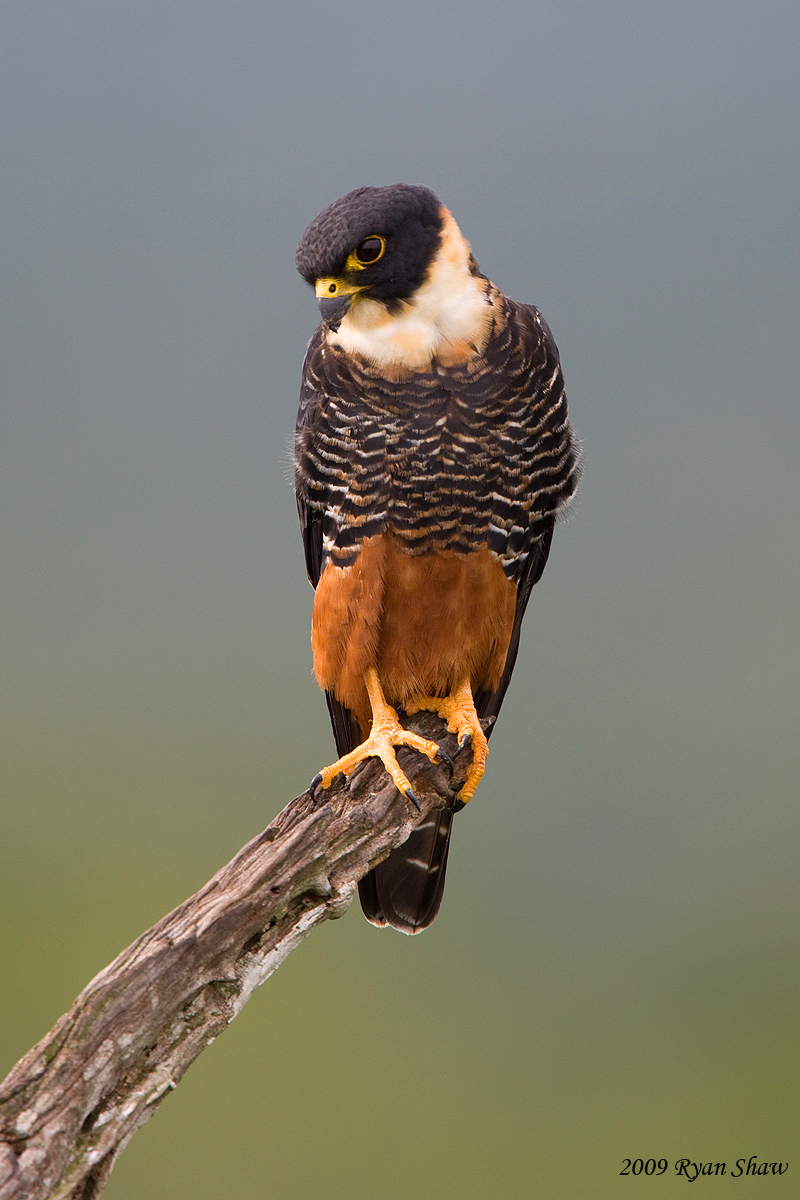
[327,282,337,294]
[354,235,385,265]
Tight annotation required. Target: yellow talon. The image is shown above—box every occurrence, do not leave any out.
[405,678,488,802]
[313,667,442,803]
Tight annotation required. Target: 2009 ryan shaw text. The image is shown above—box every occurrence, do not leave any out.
[620,1157,788,1180]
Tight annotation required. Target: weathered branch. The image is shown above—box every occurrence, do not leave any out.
[0,713,469,1200]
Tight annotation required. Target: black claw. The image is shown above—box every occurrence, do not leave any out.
[458,731,472,751]
[309,772,323,794]
[443,784,468,812]
[404,787,422,812]
[435,748,454,777]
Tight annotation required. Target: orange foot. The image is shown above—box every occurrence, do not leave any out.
[405,678,488,803]
[311,667,448,809]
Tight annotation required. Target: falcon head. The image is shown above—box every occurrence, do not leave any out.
[296,184,445,331]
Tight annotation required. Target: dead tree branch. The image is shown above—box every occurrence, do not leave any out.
[0,712,469,1200]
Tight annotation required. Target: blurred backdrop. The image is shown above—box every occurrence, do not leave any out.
[2,1,798,1196]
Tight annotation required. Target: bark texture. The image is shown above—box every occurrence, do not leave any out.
[0,713,468,1200]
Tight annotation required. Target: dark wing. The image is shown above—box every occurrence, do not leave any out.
[473,521,554,730]
[296,325,366,755]
[474,300,578,730]
[295,325,326,589]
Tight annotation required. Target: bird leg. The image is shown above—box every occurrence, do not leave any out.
[405,678,488,803]
[311,667,446,808]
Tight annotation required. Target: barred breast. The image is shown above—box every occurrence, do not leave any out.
[295,286,580,586]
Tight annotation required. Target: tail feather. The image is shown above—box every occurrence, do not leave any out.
[358,808,454,934]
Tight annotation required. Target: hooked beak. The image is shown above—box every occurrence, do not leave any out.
[317,293,355,331]
[315,278,364,331]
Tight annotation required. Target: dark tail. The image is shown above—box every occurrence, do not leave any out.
[357,807,455,934]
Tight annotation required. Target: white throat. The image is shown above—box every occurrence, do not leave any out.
[332,208,491,371]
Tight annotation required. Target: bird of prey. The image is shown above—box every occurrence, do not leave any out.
[294,184,580,934]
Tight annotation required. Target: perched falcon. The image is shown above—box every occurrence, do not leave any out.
[295,184,580,934]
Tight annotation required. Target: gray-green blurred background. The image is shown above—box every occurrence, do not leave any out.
[2,2,798,1196]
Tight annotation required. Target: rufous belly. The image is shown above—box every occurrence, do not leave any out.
[312,535,516,733]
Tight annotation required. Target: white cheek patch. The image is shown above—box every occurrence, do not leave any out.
[332,209,491,371]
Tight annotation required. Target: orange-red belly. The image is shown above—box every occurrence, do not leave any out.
[312,535,516,733]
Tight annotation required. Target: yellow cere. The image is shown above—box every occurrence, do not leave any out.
[314,277,365,299]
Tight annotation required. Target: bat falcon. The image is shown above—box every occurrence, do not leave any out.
[294,184,580,934]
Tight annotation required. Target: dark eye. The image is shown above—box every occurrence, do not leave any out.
[354,235,385,264]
